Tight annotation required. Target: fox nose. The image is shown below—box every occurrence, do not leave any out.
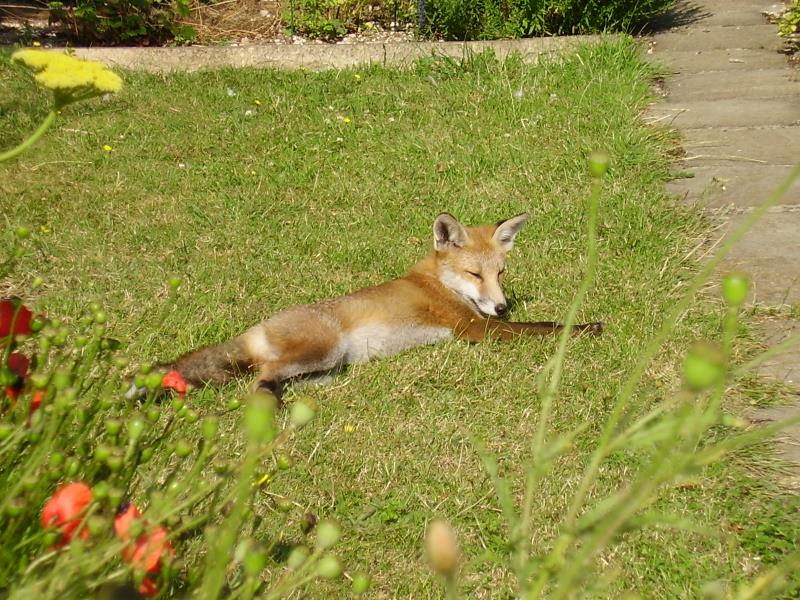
[495,303,508,317]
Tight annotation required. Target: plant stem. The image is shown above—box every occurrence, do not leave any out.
[0,108,59,163]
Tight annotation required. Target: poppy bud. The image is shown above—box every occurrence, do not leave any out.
[425,520,460,578]
[316,555,342,579]
[352,572,371,595]
[287,545,309,569]
[316,520,341,550]
[290,400,315,429]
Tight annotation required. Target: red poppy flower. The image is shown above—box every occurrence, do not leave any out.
[0,299,33,341]
[114,502,174,597]
[161,370,187,396]
[30,389,45,415]
[41,482,93,545]
[6,352,30,378]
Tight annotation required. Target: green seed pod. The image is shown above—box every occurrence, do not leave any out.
[287,546,310,570]
[51,368,72,391]
[94,310,107,325]
[93,325,106,337]
[105,419,122,436]
[108,487,124,508]
[74,335,89,348]
[55,387,78,410]
[683,342,726,392]
[244,550,266,577]
[226,399,241,411]
[94,445,112,462]
[202,417,219,440]
[15,226,30,239]
[0,423,13,440]
[721,273,749,307]
[144,373,163,390]
[88,302,102,314]
[134,374,149,388]
[42,531,59,547]
[276,454,293,470]
[316,520,342,550]
[66,458,80,477]
[276,497,293,513]
[49,452,65,468]
[146,408,160,423]
[0,367,16,387]
[127,417,146,441]
[5,497,25,518]
[87,515,107,536]
[78,315,93,329]
[32,276,44,290]
[30,373,49,389]
[171,398,184,413]
[93,481,109,500]
[290,400,315,429]
[113,356,129,369]
[245,393,276,444]
[352,572,371,595]
[184,409,199,424]
[140,447,154,463]
[588,151,610,178]
[168,277,182,290]
[106,455,123,472]
[52,328,69,347]
[316,555,342,579]
[175,439,193,458]
[30,317,45,333]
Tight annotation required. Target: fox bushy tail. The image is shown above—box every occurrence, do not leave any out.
[168,337,253,386]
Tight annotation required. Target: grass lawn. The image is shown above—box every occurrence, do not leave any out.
[1,39,798,598]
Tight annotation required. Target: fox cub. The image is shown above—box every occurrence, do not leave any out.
[165,213,602,399]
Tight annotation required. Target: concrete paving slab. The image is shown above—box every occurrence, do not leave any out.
[678,126,800,167]
[72,36,603,72]
[648,48,788,73]
[691,8,772,27]
[649,24,783,52]
[649,97,800,128]
[667,69,800,101]
[667,164,800,207]
[755,319,800,388]
[749,404,800,466]
[720,212,800,306]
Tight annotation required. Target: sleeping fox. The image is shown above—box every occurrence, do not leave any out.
[162,213,602,400]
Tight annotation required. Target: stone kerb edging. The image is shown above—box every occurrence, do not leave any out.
[72,35,608,73]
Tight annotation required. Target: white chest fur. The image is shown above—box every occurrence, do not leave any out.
[343,324,452,364]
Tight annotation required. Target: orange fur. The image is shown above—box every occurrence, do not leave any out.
[167,213,602,400]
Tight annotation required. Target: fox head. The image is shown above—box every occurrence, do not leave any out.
[433,212,529,318]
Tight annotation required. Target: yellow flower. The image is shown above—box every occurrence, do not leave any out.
[354,73,361,81]
[32,41,41,47]
[39,225,50,234]
[343,423,355,433]
[11,49,122,105]
[102,144,113,152]
[342,117,351,124]
[254,99,262,106]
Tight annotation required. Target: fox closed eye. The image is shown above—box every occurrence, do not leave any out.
[467,271,483,280]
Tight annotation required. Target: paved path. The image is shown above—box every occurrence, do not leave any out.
[647,0,800,484]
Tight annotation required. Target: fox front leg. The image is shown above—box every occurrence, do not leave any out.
[457,318,603,342]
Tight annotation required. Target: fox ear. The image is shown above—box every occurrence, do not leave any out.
[433,213,469,250]
[493,212,529,251]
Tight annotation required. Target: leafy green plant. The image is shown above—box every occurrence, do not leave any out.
[48,0,196,45]
[419,0,677,40]
[779,0,800,37]
[283,0,347,40]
